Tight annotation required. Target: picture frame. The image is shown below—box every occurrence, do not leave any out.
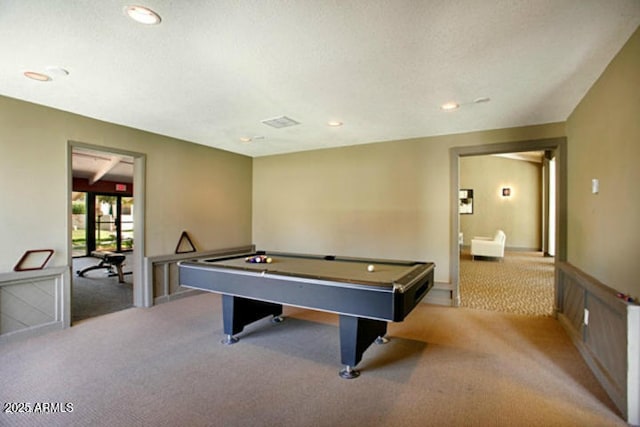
[459,189,474,214]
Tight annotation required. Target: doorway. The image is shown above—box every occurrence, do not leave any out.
[69,143,145,323]
[450,138,567,309]
[457,151,554,315]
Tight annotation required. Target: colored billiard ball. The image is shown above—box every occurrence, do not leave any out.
[367,264,375,272]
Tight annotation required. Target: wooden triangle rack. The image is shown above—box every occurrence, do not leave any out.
[175,231,196,254]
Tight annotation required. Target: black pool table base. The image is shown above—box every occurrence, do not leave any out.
[221,294,390,379]
[221,314,285,345]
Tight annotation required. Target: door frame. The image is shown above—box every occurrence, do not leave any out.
[67,141,147,323]
[449,137,567,307]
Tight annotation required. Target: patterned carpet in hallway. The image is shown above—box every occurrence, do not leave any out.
[459,250,554,316]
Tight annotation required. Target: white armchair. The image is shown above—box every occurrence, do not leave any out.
[471,230,506,260]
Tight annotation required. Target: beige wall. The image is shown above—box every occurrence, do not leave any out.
[253,123,564,283]
[566,26,640,296]
[460,156,542,249]
[3,27,635,296]
[0,96,252,272]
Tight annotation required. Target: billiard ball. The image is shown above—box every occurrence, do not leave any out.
[367,264,375,272]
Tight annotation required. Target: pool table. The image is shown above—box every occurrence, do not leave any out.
[178,250,434,378]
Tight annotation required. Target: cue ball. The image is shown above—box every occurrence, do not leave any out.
[367,264,375,272]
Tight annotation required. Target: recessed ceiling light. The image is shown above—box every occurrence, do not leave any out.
[441,102,459,111]
[45,66,69,77]
[125,5,161,25]
[23,71,51,82]
[45,65,69,77]
[327,120,343,127]
[240,136,264,143]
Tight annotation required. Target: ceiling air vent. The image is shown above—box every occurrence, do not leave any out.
[261,116,300,129]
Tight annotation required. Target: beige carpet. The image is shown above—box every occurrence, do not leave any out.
[0,293,623,427]
[459,250,555,316]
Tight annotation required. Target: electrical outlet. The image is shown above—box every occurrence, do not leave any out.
[584,308,589,326]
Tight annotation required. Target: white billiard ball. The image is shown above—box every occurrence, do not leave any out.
[367,264,375,272]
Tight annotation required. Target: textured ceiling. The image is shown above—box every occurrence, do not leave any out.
[1,1,639,158]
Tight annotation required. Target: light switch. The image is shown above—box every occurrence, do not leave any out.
[591,179,599,194]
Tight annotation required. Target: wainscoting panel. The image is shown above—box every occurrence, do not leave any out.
[1,280,55,332]
[586,295,627,398]
[557,261,638,425]
[0,267,69,343]
[560,274,585,335]
[145,245,254,305]
[425,283,454,306]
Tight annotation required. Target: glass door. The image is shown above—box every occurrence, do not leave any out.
[120,196,134,251]
[94,195,134,252]
[95,195,118,251]
[72,192,88,257]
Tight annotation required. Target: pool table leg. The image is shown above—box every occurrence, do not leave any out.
[338,315,388,379]
[221,295,283,344]
[375,336,390,344]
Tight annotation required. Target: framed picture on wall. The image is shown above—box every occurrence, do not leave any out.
[459,189,474,214]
